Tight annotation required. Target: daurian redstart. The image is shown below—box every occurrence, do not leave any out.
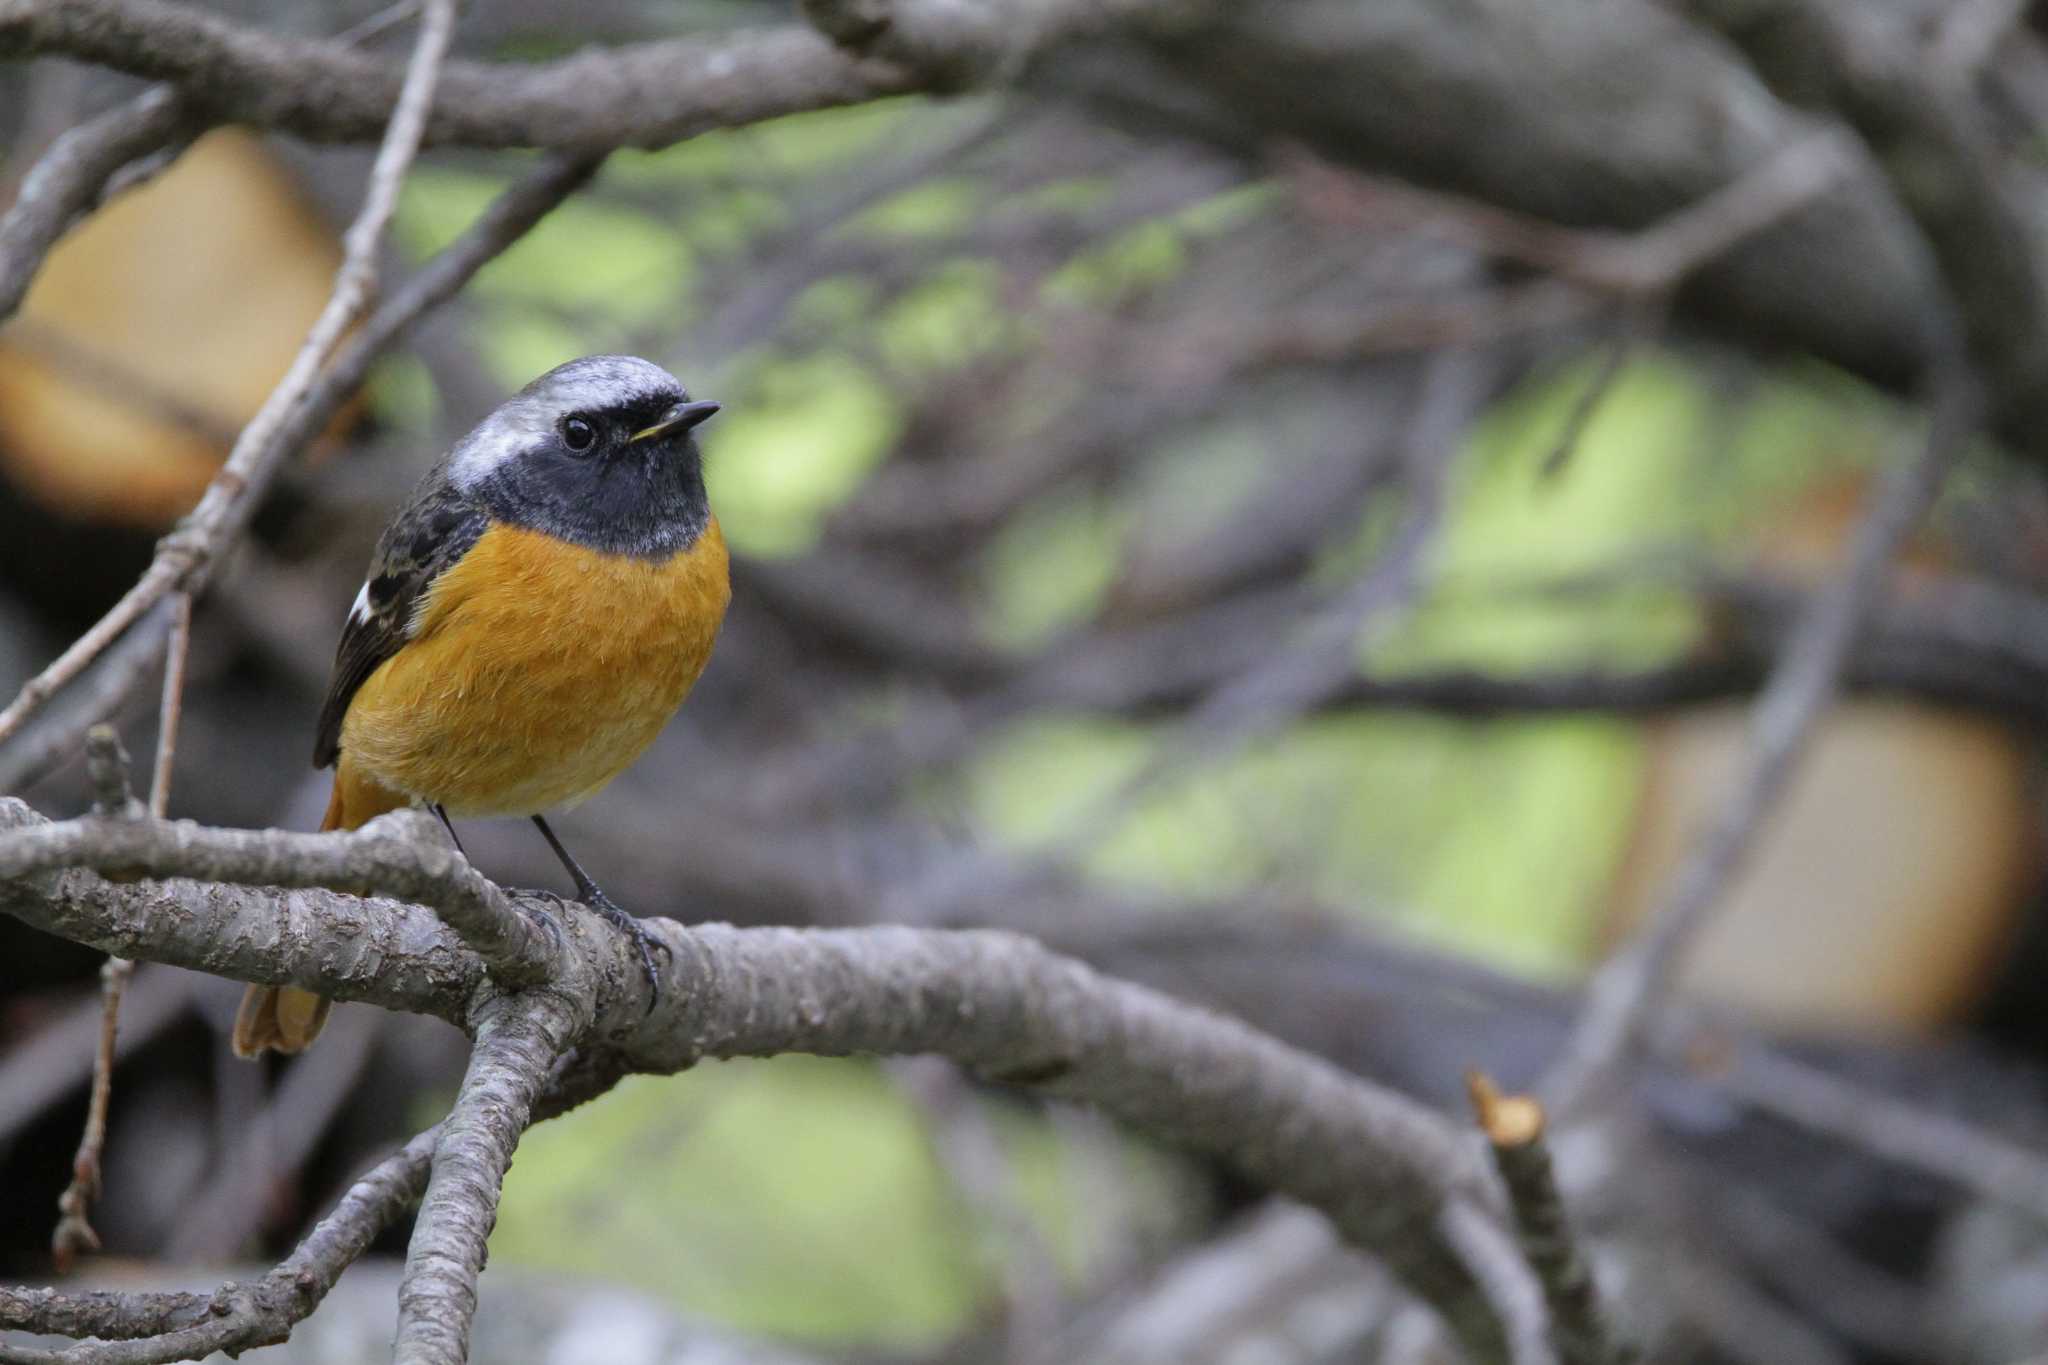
[232,355,729,1058]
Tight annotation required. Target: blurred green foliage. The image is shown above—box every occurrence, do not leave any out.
[488,1059,1194,1346]
[388,95,1893,1348]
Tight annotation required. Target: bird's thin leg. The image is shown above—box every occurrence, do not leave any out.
[431,804,467,857]
[531,814,666,1003]
[437,805,568,952]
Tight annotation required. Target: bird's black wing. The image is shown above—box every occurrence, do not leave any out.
[313,485,488,769]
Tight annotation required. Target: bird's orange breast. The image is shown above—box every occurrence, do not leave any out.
[336,519,730,818]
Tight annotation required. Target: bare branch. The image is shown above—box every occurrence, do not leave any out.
[1467,1074,1630,1365]
[0,0,458,758]
[394,996,581,1365]
[144,592,190,820]
[1682,0,2048,457]
[0,799,483,1025]
[1679,1029,2048,1227]
[47,729,149,1265]
[0,1129,436,1365]
[0,1,910,151]
[0,86,190,327]
[47,955,125,1271]
[0,145,600,759]
[2,1286,214,1346]
[1543,365,1981,1111]
[0,790,1522,1359]
[1281,129,1857,298]
[0,805,552,989]
[49,592,192,1267]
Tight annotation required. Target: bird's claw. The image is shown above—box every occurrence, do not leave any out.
[511,892,568,952]
[587,890,667,1014]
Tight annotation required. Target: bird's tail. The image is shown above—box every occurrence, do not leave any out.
[231,758,405,1058]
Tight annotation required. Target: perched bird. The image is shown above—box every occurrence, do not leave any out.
[233,356,729,1057]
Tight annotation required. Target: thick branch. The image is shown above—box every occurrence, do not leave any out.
[0,799,482,1026]
[0,1,910,150]
[0,805,552,988]
[0,796,1516,1360]
[1683,0,2048,449]
[634,922,1510,1355]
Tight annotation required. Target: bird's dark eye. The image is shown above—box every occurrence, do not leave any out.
[561,416,597,453]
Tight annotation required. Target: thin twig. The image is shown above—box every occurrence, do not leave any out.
[1465,1073,1630,1365]
[46,595,193,1267]
[147,592,192,819]
[0,0,457,750]
[2,1129,438,1365]
[1537,298,1666,482]
[46,722,155,1267]
[1282,130,1857,297]
[1541,362,1981,1114]
[47,953,123,1272]
[1676,1028,2048,1226]
[0,189,601,778]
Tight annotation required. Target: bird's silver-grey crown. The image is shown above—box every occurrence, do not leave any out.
[446,355,689,490]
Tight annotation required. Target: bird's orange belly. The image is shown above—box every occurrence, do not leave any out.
[337,519,730,817]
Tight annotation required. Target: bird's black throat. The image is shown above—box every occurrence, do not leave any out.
[471,430,710,561]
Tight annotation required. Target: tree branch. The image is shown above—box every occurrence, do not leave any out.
[0,0,457,753]
[394,996,581,1365]
[0,1129,436,1365]
[0,84,190,326]
[0,799,483,1027]
[0,0,911,150]
[0,793,1521,1361]
[1682,0,2048,451]
[1543,363,1980,1112]
[0,803,553,990]
[0,146,600,759]
[1467,1074,1630,1365]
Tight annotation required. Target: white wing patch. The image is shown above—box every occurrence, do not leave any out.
[348,581,372,626]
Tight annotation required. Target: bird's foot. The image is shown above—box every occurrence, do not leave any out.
[510,890,569,951]
[584,888,668,1013]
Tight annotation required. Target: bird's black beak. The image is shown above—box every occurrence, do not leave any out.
[629,399,721,444]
